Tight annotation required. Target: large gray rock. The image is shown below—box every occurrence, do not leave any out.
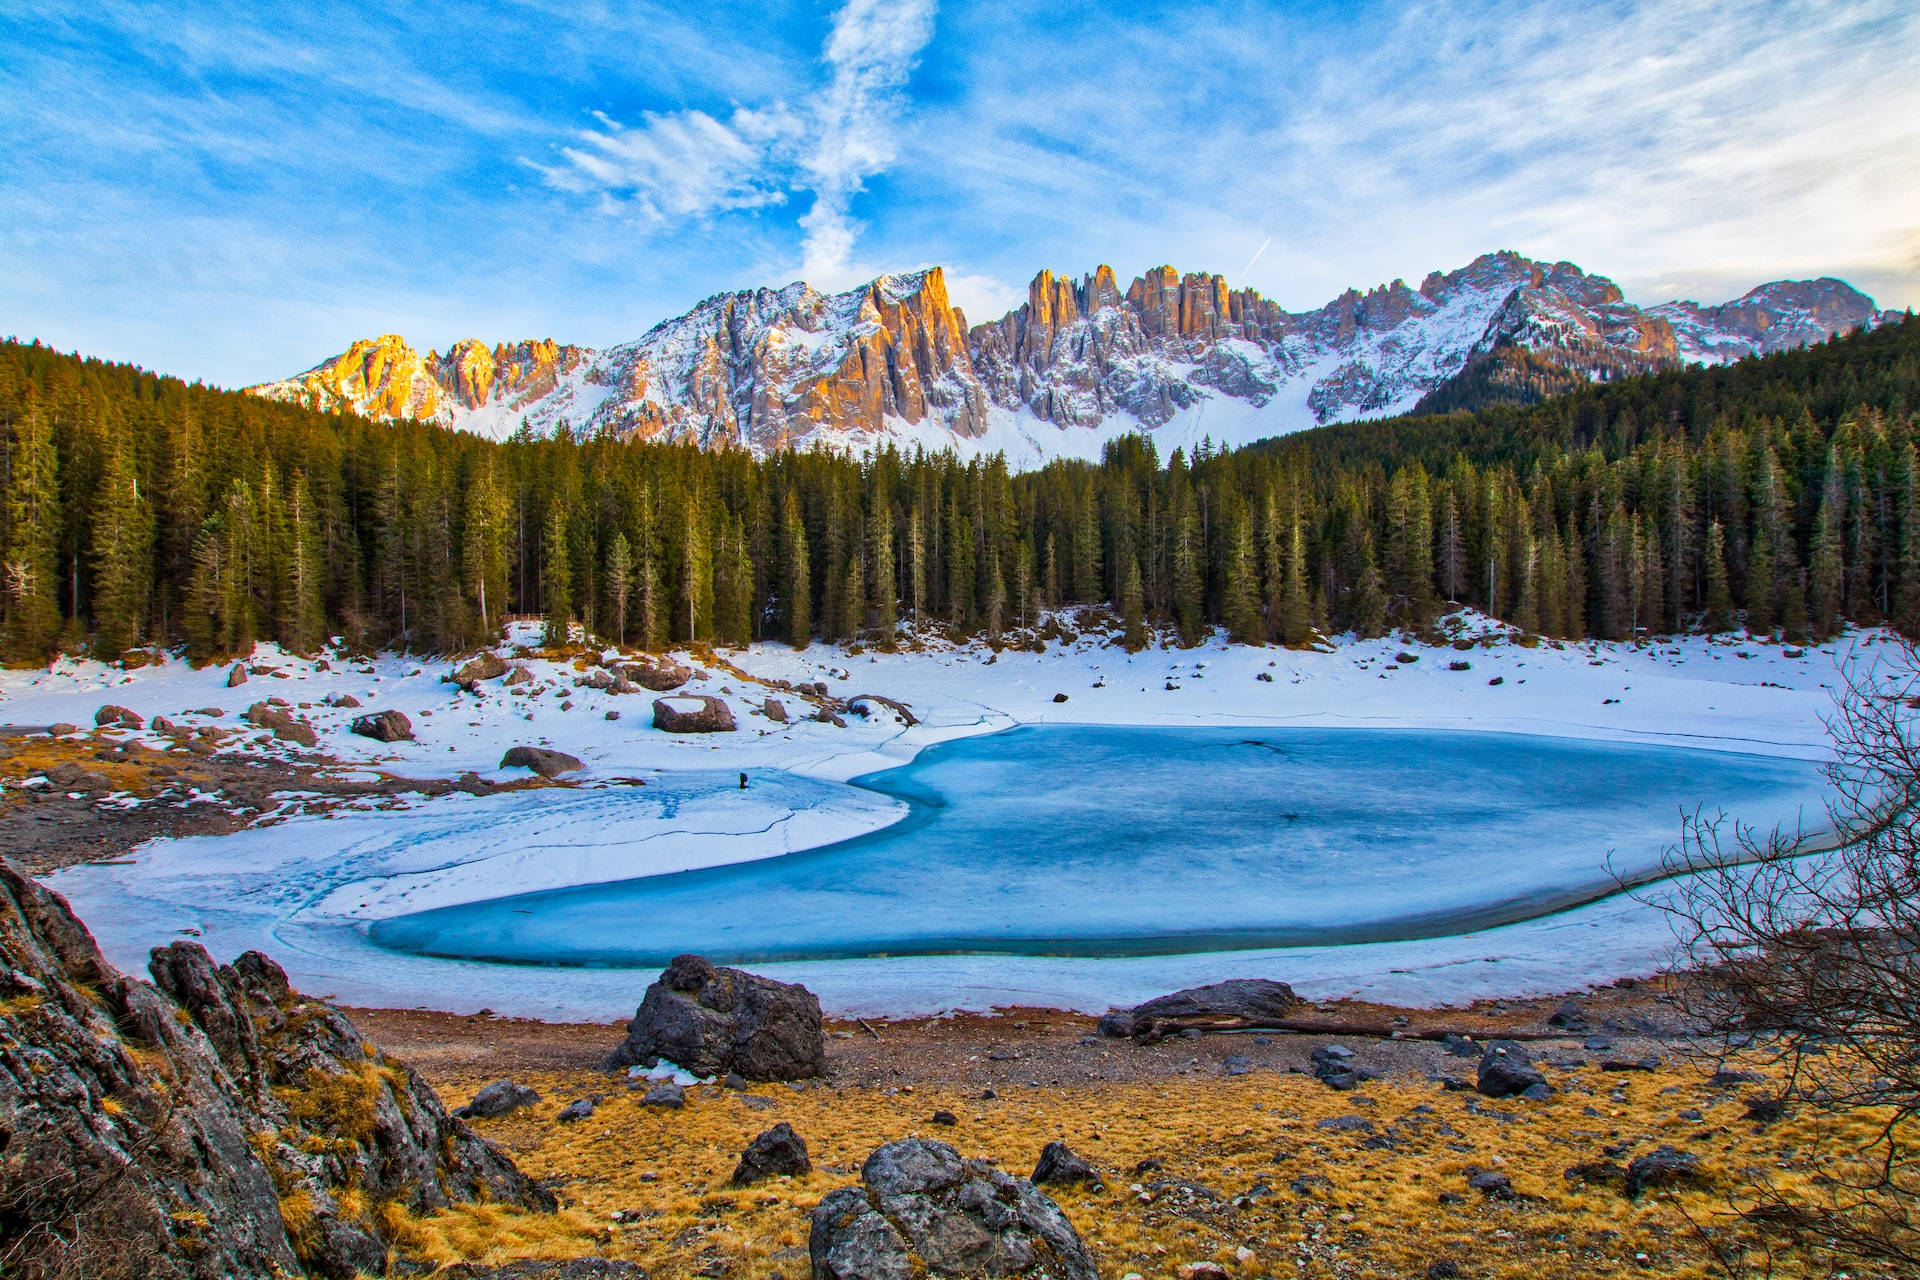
[458,1079,541,1119]
[501,746,584,777]
[622,658,692,692]
[810,1138,1098,1280]
[453,652,509,685]
[606,953,824,1080]
[652,695,737,733]
[0,858,552,1280]
[95,703,144,729]
[1097,978,1301,1038]
[351,709,414,742]
[242,701,318,748]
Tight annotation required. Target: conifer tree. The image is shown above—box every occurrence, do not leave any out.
[605,530,634,646]
[1809,494,1843,638]
[1222,504,1263,644]
[542,501,571,647]
[1120,552,1146,650]
[868,497,896,647]
[1,404,61,660]
[781,491,811,648]
[1703,521,1734,634]
[280,471,326,654]
[1277,517,1313,646]
[461,461,510,637]
[89,430,152,658]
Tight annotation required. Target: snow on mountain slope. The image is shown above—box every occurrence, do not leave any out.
[248,254,1900,464]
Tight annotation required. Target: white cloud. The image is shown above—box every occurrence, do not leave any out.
[541,104,803,221]
[537,0,937,285]
[797,0,938,287]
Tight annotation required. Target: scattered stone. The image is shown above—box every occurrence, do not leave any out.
[1427,1263,1462,1280]
[1442,1033,1479,1058]
[1448,660,1471,671]
[725,1071,748,1091]
[1097,978,1300,1038]
[1031,1141,1098,1187]
[732,1122,811,1184]
[1583,1035,1615,1051]
[1395,651,1419,664]
[243,701,318,747]
[1602,1056,1662,1073]
[558,1098,596,1123]
[930,1109,958,1126]
[1053,693,1069,703]
[762,697,788,724]
[1487,676,1504,685]
[227,664,248,687]
[652,695,737,733]
[458,1080,541,1119]
[606,953,825,1080]
[351,709,415,742]
[640,1081,685,1109]
[1625,1145,1701,1198]
[1477,1041,1549,1099]
[1177,1264,1228,1280]
[809,1138,1098,1280]
[1709,1069,1764,1086]
[504,665,533,687]
[500,746,584,777]
[1745,1095,1787,1123]
[1223,1054,1254,1076]
[46,762,112,791]
[95,703,144,729]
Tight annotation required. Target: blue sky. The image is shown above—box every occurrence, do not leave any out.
[3,0,1916,387]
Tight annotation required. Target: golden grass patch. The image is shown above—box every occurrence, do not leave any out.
[402,1053,1911,1279]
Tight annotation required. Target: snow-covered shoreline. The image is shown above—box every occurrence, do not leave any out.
[11,613,1876,1021]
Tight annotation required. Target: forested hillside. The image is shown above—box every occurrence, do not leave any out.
[1,316,1916,664]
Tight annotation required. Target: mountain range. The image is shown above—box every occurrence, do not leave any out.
[249,252,1901,467]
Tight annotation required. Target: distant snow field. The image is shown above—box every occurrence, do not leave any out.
[9,613,1878,1021]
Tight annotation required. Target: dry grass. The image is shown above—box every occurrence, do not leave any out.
[402,1053,1909,1280]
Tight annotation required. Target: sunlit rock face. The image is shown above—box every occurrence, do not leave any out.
[249,254,1899,460]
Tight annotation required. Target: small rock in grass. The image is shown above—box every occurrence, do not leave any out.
[1477,1041,1549,1099]
[930,1109,958,1126]
[1031,1141,1097,1187]
[557,1098,596,1123]
[1315,1115,1375,1134]
[731,1122,811,1184]
[1467,1169,1512,1197]
[1223,1054,1254,1077]
[1625,1145,1701,1198]
[458,1080,541,1119]
[1177,1264,1228,1280]
[640,1082,685,1109]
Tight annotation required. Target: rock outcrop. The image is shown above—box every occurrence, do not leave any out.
[0,858,552,1280]
[651,695,736,733]
[605,953,824,1081]
[732,1122,812,1184]
[1097,978,1301,1039]
[809,1138,1098,1280]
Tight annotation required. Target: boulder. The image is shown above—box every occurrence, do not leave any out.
[1031,1141,1098,1187]
[605,953,824,1080]
[500,746,583,778]
[95,703,144,729]
[1097,978,1301,1039]
[458,1080,541,1119]
[762,697,789,724]
[557,1098,596,1122]
[327,692,363,709]
[227,663,249,687]
[454,652,509,685]
[732,1121,812,1184]
[1476,1041,1550,1099]
[809,1138,1098,1280]
[622,658,692,692]
[350,710,414,743]
[503,665,533,687]
[652,695,737,733]
[45,721,78,737]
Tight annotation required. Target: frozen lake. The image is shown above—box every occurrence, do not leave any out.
[369,726,1832,967]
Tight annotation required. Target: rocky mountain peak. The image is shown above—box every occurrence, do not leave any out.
[249,252,1896,466]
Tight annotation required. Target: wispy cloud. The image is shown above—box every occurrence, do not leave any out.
[538,0,937,287]
[797,0,938,285]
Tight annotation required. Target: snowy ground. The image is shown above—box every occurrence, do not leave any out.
[9,612,1884,1021]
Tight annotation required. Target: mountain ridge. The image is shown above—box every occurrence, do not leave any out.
[249,254,1901,466]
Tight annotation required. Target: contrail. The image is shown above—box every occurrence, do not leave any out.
[1235,236,1272,285]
